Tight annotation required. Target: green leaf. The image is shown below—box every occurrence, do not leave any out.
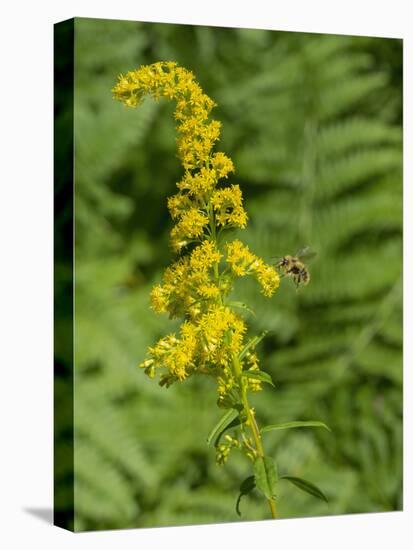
[242,370,276,387]
[239,331,268,361]
[235,475,256,516]
[215,416,242,446]
[206,408,239,447]
[253,456,278,499]
[227,301,256,317]
[280,476,328,503]
[261,421,331,434]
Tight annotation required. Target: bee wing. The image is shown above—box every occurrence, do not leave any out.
[296,246,317,261]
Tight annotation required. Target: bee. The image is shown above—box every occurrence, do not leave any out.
[275,246,316,288]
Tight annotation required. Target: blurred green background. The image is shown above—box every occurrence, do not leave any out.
[55,17,403,531]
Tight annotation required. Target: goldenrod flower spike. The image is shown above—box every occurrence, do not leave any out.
[113,61,286,519]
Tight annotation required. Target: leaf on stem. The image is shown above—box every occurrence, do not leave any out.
[235,475,256,516]
[238,331,268,362]
[206,408,240,446]
[280,475,328,503]
[261,420,331,434]
[253,456,278,500]
[241,370,276,387]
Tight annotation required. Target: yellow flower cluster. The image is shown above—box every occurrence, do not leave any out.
[113,62,240,252]
[226,240,256,276]
[210,152,234,179]
[167,193,193,220]
[113,61,219,169]
[113,62,281,402]
[216,434,240,465]
[170,207,209,252]
[141,321,198,382]
[198,305,246,366]
[177,166,215,196]
[255,261,281,297]
[143,304,246,386]
[211,185,248,229]
[150,240,222,319]
[226,240,280,297]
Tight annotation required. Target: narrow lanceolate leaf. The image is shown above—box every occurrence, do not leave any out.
[239,331,268,361]
[235,475,256,516]
[261,421,331,434]
[280,476,328,503]
[207,408,239,447]
[227,301,256,317]
[253,456,278,500]
[242,370,276,387]
[215,416,242,446]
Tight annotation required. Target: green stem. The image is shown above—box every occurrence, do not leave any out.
[206,166,276,519]
[233,354,278,519]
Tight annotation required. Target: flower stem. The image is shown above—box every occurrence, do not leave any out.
[232,354,278,519]
[209,169,277,519]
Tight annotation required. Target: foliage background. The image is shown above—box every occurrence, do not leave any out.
[55,17,402,531]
